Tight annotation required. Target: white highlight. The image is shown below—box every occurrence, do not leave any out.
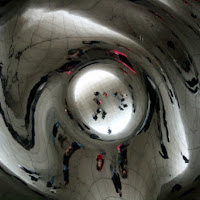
[74,70,132,135]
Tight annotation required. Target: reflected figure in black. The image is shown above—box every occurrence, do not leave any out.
[113,92,118,97]
[94,91,100,96]
[119,160,128,179]
[117,144,129,178]
[18,165,40,176]
[52,121,59,144]
[97,108,102,114]
[110,164,122,197]
[102,111,107,119]
[181,152,189,163]
[119,106,124,111]
[63,147,72,185]
[93,115,98,121]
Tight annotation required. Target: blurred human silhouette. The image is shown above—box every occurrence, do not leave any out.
[47,176,54,187]
[119,160,128,179]
[94,91,100,96]
[93,98,101,105]
[121,98,125,102]
[90,134,100,139]
[93,97,98,104]
[117,144,129,179]
[18,165,40,175]
[63,168,69,185]
[62,142,83,185]
[96,152,105,171]
[63,147,72,169]
[29,175,40,182]
[96,108,102,114]
[102,111,107,119]
[108,128,112,134]
[113,92,118,97]
[118,143,129,151]
[180,152,189,163]
[110,164,122,197]
[93,115,98,121]
[117,143,129,165]
[123,104,128,108]
[63,147,73,185]
[103,92,108,96]
[119,106,124,111]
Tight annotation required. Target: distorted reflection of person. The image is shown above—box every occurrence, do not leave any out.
[52,121,59,144]
[180,152,189,163]
[63,147,72,185]
[29,174,40,182]
[94,91,100,96]
[122,104,128,108]
[110,164,122,197]
[96,108,102,114]
[108,128,112,134]
[103,92,108,96]
[102,110,107,119]
[121,97,125,102]
[96,152,105,171]
[117,144,129,178]
[118,160,128,179]
[113,92,118,97]
[63,142,84,185]
[93,114,98,121]
[119,106,124,111]
[18,164,40,176]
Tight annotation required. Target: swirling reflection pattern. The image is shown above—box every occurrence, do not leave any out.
[0,0,200,200]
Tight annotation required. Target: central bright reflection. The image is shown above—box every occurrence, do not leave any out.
[74,70,132,135]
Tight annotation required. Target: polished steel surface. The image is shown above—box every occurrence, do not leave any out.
[0,0,200,199]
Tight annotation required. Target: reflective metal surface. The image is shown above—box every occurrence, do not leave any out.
[0,0,200,199]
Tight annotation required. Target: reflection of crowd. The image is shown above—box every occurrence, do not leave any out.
[95,143,129,197]
[92,91,129,134]
[63,142,84,185]
[18,138,129,196]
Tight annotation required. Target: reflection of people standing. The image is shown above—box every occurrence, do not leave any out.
[63,148,72,185]
[121,98,125,102]
[110,165,122,197]
[96,108,102,114]
[103,92,108,97]
[94,91,100,96]
[93,115,98,121]
[113,92,118,97]
[96,153,105,171]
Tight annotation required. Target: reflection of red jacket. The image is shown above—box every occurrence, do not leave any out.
[96,154,104,170]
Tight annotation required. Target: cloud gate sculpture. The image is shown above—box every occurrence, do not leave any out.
[0,0,200,199]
